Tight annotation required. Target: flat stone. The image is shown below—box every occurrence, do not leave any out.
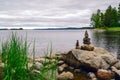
[81,44,94,51]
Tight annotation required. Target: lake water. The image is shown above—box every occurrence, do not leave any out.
[0,29,120,57]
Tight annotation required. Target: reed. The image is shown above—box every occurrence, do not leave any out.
[2,33,30,80]
[36,44,58,80]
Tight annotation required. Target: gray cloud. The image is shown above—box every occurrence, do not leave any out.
[0,0,119,28]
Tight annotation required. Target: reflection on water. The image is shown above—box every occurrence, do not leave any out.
[0,30,120,57]
[91,30,120,55]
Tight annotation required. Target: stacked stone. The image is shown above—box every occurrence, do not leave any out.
[81,30,94,51]
[83,30,91,45]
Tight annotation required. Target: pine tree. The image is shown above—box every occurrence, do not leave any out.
[111,7,118,27]
[118,4,120,26]
[104,5,113,27]
[91,9,102,28]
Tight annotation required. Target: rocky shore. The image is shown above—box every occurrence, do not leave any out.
[57,47,120,80]
[0,30,120,80]
[56,30,120,80]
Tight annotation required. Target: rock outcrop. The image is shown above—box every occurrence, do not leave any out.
[57,47,120,80]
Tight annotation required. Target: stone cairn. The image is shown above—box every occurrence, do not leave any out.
[83,30,91,45]
[81,30,94,51]
[75,40,80,49]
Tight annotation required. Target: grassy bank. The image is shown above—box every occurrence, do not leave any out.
[104,27,120,31]
[95,27,120,31]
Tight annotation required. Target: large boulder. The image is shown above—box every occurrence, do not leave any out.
[65,47,118,70]
[57,47,120,80]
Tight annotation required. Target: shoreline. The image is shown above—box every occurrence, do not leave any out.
[94,27,120,32]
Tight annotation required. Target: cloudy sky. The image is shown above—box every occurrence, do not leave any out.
[0,0,119,28]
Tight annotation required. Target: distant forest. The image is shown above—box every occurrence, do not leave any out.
[91,3,120,28]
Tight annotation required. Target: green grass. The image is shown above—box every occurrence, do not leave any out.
[1,33,57,80]
[36,44,58,80]
[2,33,29,80]
[96,27,120,31]
[105,27,120,31]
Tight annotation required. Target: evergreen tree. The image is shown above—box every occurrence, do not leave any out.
[104,5,113,27]
[118,4,120,26]
[111,7,118,27]
[100,13,105,27]
[91,9,102,28]
[91,13,97,28]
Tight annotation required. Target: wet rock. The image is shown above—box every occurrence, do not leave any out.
[97,69,114,80]
[57,71,74,80]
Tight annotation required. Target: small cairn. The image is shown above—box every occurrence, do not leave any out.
[81,30,94,51]
[75,40,80,49]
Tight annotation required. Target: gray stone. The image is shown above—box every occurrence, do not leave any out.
[32,62,43,70]
[67,47,118,69]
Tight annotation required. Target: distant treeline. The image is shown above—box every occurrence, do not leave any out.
[91,3,120,28]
